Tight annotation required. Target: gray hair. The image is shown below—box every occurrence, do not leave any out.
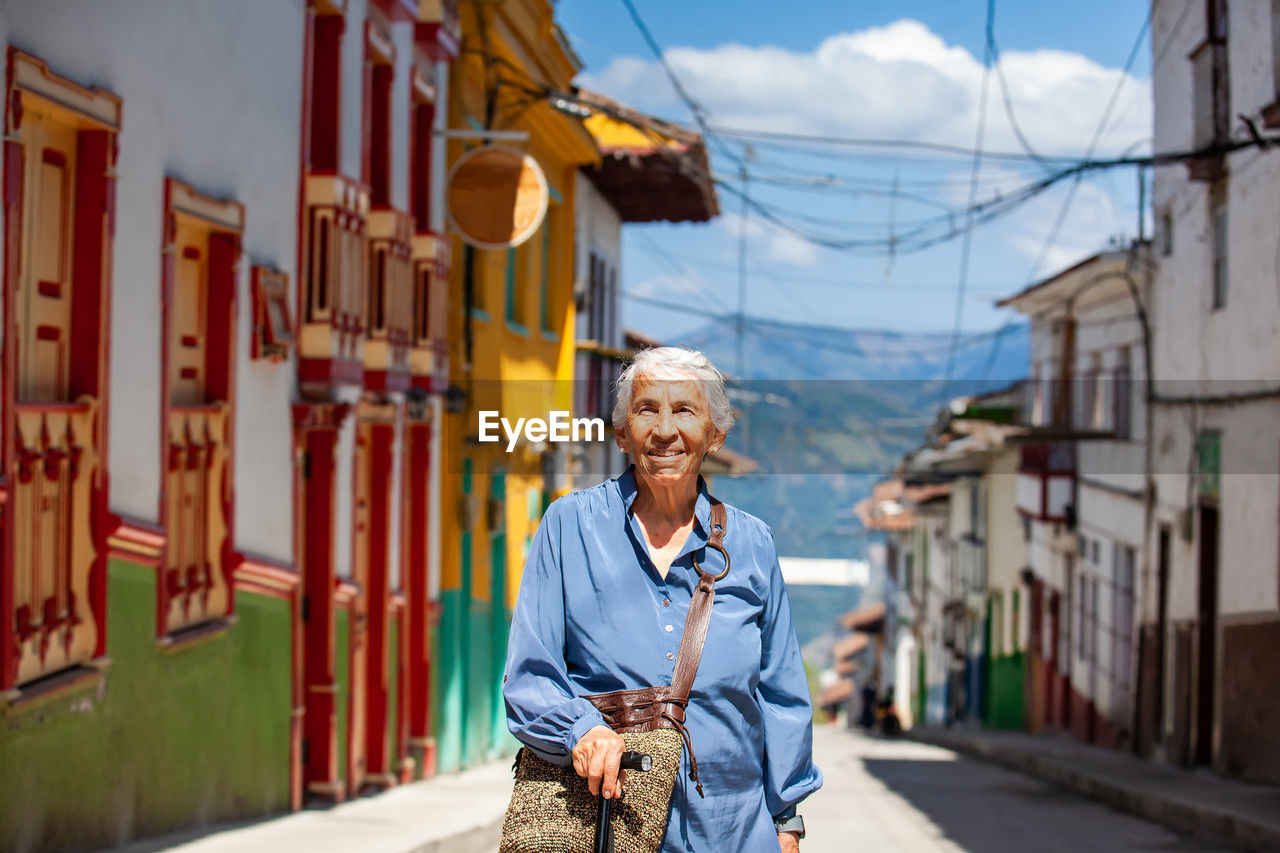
[611,346,735,434]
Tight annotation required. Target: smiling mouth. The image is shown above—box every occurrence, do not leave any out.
[648,449,683,458]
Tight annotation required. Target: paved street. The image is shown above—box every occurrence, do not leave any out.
[802,725,1232,853]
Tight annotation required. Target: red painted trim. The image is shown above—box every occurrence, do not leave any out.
[292,400,352,431]
[359,21,373,191]
[363,369,410,393]
[368,61,393,208]
[409,91,435,233]
[157,178,175,638]
[0,130,16,689]
[107,518,166,568]
[234,557,300,601]
[89,130,118,661]
[308,14,344,172]
[404,421,432,767]
[334,578,358,604]
[298,355,364,386]
[364,422,394,778]
[415,22,460,62]
[370,0,417,23]
[301,426,341,799]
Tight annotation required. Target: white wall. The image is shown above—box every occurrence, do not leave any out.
[0,0,305,564]
[1150,0,1280,622]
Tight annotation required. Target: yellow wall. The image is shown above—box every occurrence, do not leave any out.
[441,0,596,607]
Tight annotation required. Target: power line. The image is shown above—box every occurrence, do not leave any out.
[940,0,997,399]
[615,0,748,172]
[986,24,1052,172]
[622,290,1027,358]
[629,241,1017,294]
[1026,10,1152,282]
[709,125,1082,164]
[974,9,1155,385]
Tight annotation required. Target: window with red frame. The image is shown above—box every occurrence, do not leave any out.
[2,50,120,692]
[307,1,345,171]
[160,179,243,639]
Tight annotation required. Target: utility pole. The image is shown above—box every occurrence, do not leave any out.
[736,166,749,377]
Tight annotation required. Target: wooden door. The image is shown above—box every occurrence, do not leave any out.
[16,106,77,403]
[169,220,208,405]
[1196,504,1219,766]
[301,427,341,799]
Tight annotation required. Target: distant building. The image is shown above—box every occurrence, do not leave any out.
[998,249,1148,747]
[569,92,719,489]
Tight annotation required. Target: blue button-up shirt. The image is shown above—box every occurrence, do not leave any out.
[503,468,822,852]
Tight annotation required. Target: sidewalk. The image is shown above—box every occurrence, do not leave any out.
[910,727,1280,851]
[109,760,513,853]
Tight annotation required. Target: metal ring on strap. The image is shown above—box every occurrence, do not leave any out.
[692,540,731,581]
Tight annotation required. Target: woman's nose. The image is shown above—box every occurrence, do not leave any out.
[654,410,676,437]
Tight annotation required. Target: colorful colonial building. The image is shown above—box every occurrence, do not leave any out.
[0,1,460,849]
[433,0,596,773]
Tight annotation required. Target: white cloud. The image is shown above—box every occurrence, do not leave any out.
[717,210,821,267]
[630,270,711,300]
[577,19,1151,159]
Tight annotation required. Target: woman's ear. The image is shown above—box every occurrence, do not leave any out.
[614,427,628,454]
[707,429,726,455]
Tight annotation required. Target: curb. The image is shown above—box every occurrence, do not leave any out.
[910,730,1280,852]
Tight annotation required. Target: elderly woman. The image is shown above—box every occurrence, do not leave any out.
[503,347,821,852]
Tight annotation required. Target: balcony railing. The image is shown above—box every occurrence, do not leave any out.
[410,230,450,393]
[300,173,369,387]
[11,399,100,685]
[164,404,231,635]
[365,208,414,391]
[1016,442,1076,523]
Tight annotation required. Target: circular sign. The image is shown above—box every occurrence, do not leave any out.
[446,145,549,250]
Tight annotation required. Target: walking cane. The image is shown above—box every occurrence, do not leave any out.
[595,750,652,853]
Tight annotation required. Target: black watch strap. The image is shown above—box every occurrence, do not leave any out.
[773,815,805,839]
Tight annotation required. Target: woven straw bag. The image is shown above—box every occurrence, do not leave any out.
[499,499,729,853]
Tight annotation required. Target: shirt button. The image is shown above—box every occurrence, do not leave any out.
[662,599,671,607]
[666,652,674,660]
[665,624,673,632]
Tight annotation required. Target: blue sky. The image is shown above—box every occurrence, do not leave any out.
[555,0,1153,343]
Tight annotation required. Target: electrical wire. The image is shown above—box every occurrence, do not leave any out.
[940,0,998,400]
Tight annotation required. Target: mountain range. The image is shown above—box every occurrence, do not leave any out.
[668,316,1031,560]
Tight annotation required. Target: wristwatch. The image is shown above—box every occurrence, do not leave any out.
[773,815,806,839]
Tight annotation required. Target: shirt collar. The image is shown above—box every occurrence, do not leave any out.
[616,465,713,553]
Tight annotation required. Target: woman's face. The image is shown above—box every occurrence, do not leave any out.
[616,375,725,488]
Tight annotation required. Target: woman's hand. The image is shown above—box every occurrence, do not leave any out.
[778,830,801,852]
[572,725,626,799]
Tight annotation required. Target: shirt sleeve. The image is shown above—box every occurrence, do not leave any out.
[503,496,608,759]
[756,529,824,819]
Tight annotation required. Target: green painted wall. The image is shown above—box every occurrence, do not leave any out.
[435,586,463,773]
[0,559,292,853]
[466,600,492,766]
[914,648,926,727]
[335,605,350,787]
[986,652,1026,731]
[388,615,399,770]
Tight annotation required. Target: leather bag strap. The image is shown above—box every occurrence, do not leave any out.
[669,497,728,702]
